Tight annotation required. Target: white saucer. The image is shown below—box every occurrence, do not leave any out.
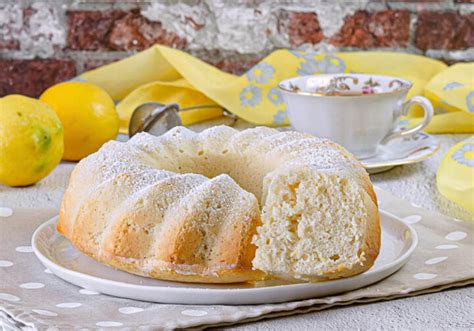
[361,132,439,174]
[32,211,417,305]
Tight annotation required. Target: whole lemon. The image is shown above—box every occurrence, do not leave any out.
[40,82,119,161]
[0,95,64,187]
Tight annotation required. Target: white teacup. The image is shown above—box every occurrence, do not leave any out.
[278,74,433,159]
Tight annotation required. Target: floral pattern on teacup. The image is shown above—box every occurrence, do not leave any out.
[287,82,301,93]
[283,75,410,96]
[312,76,359,95]
[362,78,381,94]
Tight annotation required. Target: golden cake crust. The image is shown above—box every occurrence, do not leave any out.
[58,126,380,283]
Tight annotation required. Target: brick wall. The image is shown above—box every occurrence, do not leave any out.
[0,0,473,97]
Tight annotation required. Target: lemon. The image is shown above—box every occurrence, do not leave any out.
[40,82,119,161]
[0,95,64,187]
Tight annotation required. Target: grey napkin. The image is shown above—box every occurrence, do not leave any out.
[0,188,473,329]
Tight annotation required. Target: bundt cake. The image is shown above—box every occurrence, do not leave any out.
[58,126,380,283]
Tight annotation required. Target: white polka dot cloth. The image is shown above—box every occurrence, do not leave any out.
[1,189,473,329]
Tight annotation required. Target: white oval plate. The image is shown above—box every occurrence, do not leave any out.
[32,210,417,305]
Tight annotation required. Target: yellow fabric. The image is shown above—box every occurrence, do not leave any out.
[425,63,474,113]
[410,111,474,133]
[437,137,474,213]
[115,79,222,129]
[78,45,474,212]
[415,63,474,133]
[79,45,474,133]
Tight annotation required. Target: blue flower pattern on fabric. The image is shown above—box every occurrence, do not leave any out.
[289,50,321,60]
[452,142,474,167]
[288,50,308,58]
[267,87,284,106]
[273,110,288,124]
[246,63,275,84]
[466,90,474,113]
[297,54,346,76]
[240,85,262,107]
[443,82,464,91]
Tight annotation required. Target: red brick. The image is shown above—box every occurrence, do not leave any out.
[67,11,121,51]
[210,56,263,75]
[82,58,120,71]
[110,10,187,51]
[67,9,187,51]
[0,39,19,50]
[0,6,62,51]
[288,12,324,46]
[440,58,473,65]
[184,16,205,31]
[331,10,410,48]
[0,8,21,50]
[415,11,474,50]
[0,59,76,97]
[23,7,36,21]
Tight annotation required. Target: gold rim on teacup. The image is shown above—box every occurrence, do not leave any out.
[278,74,413,97]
